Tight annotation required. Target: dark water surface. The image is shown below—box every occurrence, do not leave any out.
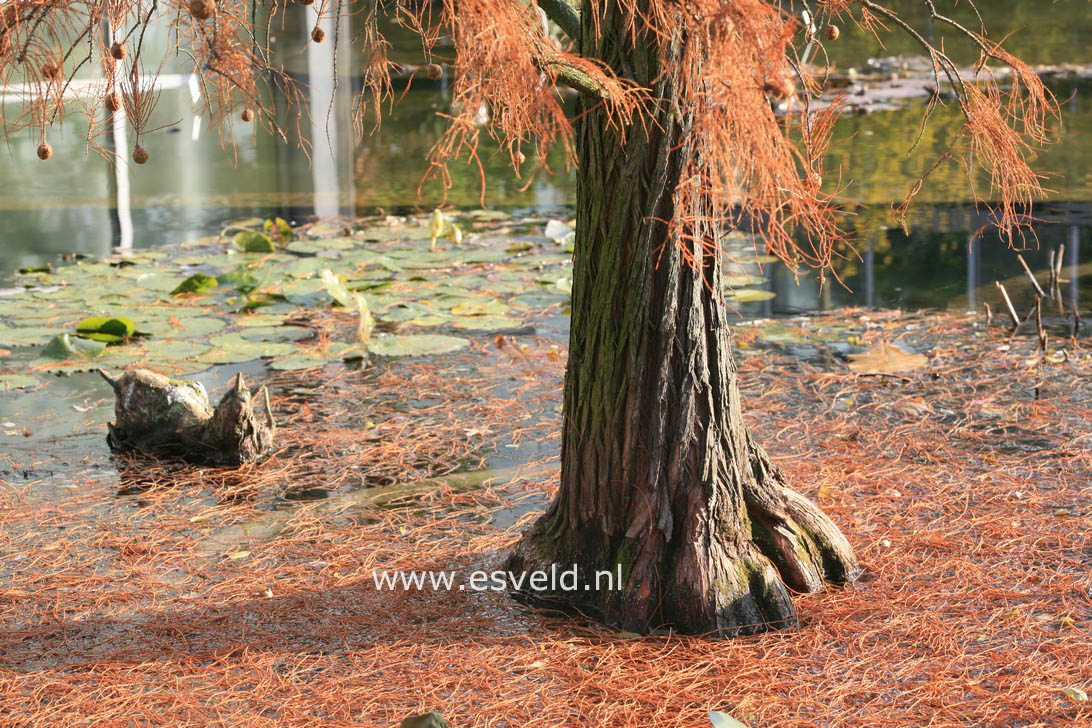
[1,0,1090,314]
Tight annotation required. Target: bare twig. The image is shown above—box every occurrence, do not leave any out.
[1016,254,1045,298]
[995,281,1020,331]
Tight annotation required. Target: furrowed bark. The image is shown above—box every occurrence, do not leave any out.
[504,0,857,637]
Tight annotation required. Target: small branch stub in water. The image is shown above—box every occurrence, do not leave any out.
[99,368,275,465]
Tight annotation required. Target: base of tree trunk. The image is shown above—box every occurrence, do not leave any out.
[504,437,858,637]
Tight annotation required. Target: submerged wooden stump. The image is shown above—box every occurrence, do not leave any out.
[99,369,275,465]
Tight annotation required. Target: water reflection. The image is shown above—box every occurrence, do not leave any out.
[0,1,1090,315]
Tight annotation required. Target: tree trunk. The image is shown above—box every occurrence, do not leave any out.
[503,2,858,637]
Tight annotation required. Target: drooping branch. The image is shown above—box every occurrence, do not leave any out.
[536,0,580,43]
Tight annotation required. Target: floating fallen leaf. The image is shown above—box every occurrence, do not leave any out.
[1063,687,1088,703]
[354,293,375,343]
[400,712,449,728]
[320,268,354,307]
[544,219,573,242]
[446,224,463,245]
[226,551,251,560]
[708,710,750,728]
[428,209,445,251]
[847,341,927,374]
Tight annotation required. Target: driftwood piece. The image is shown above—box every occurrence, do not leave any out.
[99,368,275,465]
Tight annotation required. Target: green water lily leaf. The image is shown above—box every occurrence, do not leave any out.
[239,326,311,342]
[281,278,326,306]
[198,334,297,364]
[234,231,276,253]
[450,315,524,331]
[450,298,509,316]
[729,289,776,303]
[77,332,126,344]
[237,313,290,328]
[455,249,508,264]
[0,374,40,390]
[287,238,357,254]
[2,325,64,347]
[144,316,227,339]
[216,270,260,293]
[171,273,218,295]
[368,334,470,357]
[267,355,330,371]
[269,342,362,370]
[75,316,136,340]
[377,303,431,322]
[406,313,450,327]
[42,333,107,360]
[148,339,213,360]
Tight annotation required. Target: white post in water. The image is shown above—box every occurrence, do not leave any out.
[305,1,355,219]
[966,234,978,311]
[105,21,133,252]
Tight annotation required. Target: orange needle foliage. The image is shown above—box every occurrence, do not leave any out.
[0,0,1059,262]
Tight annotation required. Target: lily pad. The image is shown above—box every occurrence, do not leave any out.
[217,271,260,292]
[368,334,470,357]
[406,313,451,327]
[450,298,509,316]
[1,324,64,347]
[148,339,214,360]
[198,334,297,364]
[171,273,218,295]
[74,316,137,344]
[239,326,312,342]
[237,313,290,328]
[144,316,227,339]
[42,333,107,360]
[281,278,327,305]
[450,315,524,331]
[234,231,276,253]
[287,238,358,254]
[0,373,40,390]
[377,303,432,322]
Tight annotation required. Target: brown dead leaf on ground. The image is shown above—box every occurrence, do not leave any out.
[847,340,928,374]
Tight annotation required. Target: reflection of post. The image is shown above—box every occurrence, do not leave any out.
[966,234,977,311]
[104,21,133,251]
[865,239,874,308]
[1069,225,1080,310]
[306,1,355,218]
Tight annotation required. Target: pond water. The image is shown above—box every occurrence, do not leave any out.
[1,0,1090,314]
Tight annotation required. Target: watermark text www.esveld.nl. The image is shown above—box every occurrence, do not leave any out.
[372,564,623,592]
